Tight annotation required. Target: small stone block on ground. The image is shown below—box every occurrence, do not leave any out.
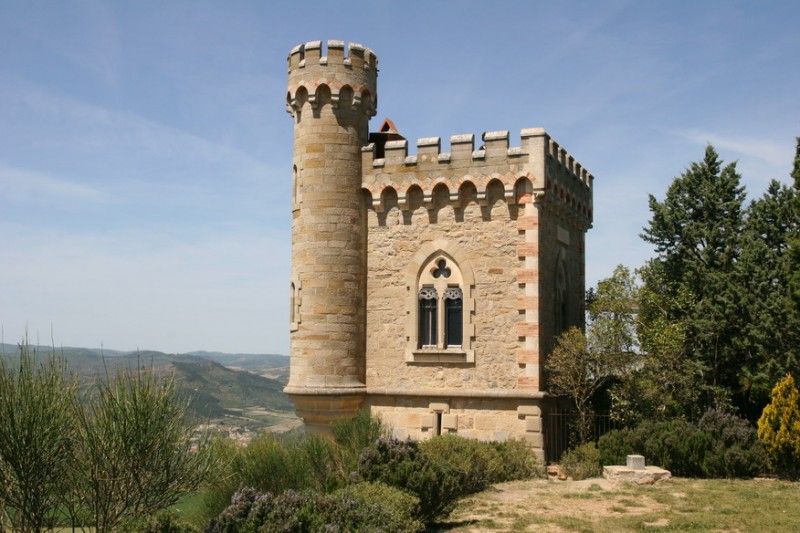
[627,454,646,469]
[603,465,671,485]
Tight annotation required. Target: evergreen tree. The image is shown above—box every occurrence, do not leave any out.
[641,146,747,411]
[788,138,800,306]
[738,177,800,415]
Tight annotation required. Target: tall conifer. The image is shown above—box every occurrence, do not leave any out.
[641,146,747,410]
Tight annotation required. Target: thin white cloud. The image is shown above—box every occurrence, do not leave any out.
[0,77,279,183]
[672,129,789,170]
[0,164,106,202]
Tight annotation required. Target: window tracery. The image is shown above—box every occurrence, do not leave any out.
[407,248,474,362]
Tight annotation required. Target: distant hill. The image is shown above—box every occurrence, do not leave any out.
[186,351,290,382]
[0,343,293,423]
[172,358,292,418]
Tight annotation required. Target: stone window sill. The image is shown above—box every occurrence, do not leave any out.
[408,348,474,364]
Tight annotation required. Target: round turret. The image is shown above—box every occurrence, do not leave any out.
[284,40,378,431]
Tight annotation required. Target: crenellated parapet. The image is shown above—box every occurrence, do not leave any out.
[361,128,593,229]
[539,134,594,228]
[286,40,378,118]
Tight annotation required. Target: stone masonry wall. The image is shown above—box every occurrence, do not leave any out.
[367,396,539,440]
[365,195,523,391]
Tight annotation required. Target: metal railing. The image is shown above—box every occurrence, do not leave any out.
[544,409,619,463]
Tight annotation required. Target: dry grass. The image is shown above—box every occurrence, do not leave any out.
[436,477,800,532]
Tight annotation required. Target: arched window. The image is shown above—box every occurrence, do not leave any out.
[290,282,296,324]
[406,242,475,363]
[444,287,463,347]
[416,257,463,350]
[418,286,438,347]
[289,280,301,332]
[292,165,298,209]
[554,252,568,335]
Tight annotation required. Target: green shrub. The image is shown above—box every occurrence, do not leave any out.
[299,433,344,492]
[238,433,309,493]
[199,432,347,523]
[197,437,242,524]
[643,418,710,477]
[205,484,423,533]
[758,374,800,479]
[356,437,464,524]
[74,363,216,532]
[197,434,310,524]
[490,439,544,481]
[332,482,423,533]
[598,412,767,478]
[332,409,387,478]
[198,411,389,524]
[598,419,711,477]
[420,434,495,493]
[560,442,602,480]
[419,435,542,494]
[698,409,767,478]
[597,426,645,466]
[122,511,199,533]
[0,343,77,532]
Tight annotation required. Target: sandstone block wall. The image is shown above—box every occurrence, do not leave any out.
[366,395,547,463]
[358,130,592,452]
[365,199,522,391]
[285,41,378,424]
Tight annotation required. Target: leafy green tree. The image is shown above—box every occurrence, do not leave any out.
[619,264,717,423]
[641,145,748,411]
[757,374,800,479]
[548,266,639,442]
[586,265,639,358]
[0,343,78,532]
[582,265,707,426]
[72,364,215,533]
[547,328,601,444]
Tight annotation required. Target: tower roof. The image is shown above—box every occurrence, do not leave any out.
[369,118,405,158]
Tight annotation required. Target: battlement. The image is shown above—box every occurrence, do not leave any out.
[288,40,378,72]
[361,128,593,227]
[286,40,378,118]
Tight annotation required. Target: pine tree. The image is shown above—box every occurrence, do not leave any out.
[641,145,747,411]
[788,138,800,306]
[738,178,800,414]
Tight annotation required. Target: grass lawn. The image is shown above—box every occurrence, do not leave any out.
[437,477,800,532]
[170,491,208,528]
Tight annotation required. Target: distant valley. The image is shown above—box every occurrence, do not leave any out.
[0,343,298,440]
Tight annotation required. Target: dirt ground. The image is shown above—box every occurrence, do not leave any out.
[440,478,654,532]
[437,476,800,532]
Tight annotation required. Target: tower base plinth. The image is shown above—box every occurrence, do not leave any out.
[284,386,366,434]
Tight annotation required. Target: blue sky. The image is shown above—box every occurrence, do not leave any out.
[1,1,798,355]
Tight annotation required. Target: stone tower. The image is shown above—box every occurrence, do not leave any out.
[284,40,378,431]
[283,39,594,460]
